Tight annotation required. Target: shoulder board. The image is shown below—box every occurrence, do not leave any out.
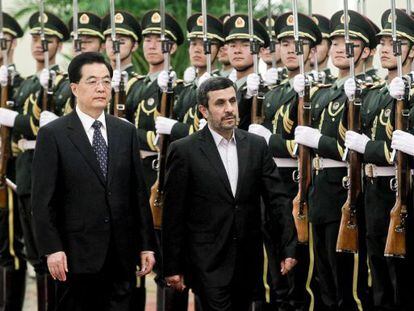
[314,82,332,88]
[279,78,290,85]
[175,79,184,84]
[365,80,385,90]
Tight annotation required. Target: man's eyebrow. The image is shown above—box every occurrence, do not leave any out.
[84,75,111,80]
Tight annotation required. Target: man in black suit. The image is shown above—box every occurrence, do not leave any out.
[162,76,297,311]
[31,52,156,311]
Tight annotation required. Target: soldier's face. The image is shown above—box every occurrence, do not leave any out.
[71,63,112,112]
[143,34,164,65]
[227,39,254,71]
[74,35,103,55]
[218,44,230,66]
[379,36,412,70]
[189,38,219,68]
[259,42,281,66]
[31,34,61,62]
[199,86,238,132]
[310,38,330,66]
[330,36,364,70]
[280,37,310,71]
[105,35,137,62]
[0,34,15,62]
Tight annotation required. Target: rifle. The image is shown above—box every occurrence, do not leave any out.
[336,0,361,253]
[384,1,411,258]
[72,0,82,53]
[149,0,174,229]
[248,0,265,125]
[266,0,276,69]
[291,0,311,243]
[39,0,55,112]
[229,0,235,16]
[109,0,126,118]
[0,0,11,208]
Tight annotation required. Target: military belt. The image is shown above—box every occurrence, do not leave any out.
[312,157,346,170]
[274,158,297,168]
[17,139,36,151]
[364,164,394,178]
[140,150,158,159]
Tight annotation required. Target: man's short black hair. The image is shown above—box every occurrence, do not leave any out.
[68,52,113,83]
[197,77,236,108]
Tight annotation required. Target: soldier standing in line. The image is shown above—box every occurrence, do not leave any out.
[217,14,233,79]
[249,13,322,311]
[0,11,69,311]
[0,12,25,311]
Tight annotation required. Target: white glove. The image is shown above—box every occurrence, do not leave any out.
[39,111,59,128]
[183,66,196,84]
[197,72,211,87]
[40,69,56,90]
[293,74,305,94]
[0,108,18,127]
[228,68,237,83]
[391,129,414,156]
[294,125,322,149]
[389,77,405,99]
[199,118,207,130]
[263,68,278,86]
[248,124,272,144]
[157,70,177,91]
[344,131,370,154]
[155,116,178,135]
[344,78,356,101]
[0,65,8,87]
[246,73,260,99]
[111,70,128,92]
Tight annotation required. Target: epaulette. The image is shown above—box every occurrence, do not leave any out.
[314,82,332,88]
[366,80,385,90]
[126,74,146,94]
[175,79,184,85]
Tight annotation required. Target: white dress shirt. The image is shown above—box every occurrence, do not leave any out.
[209,126,239,196]
[76,105,108,146]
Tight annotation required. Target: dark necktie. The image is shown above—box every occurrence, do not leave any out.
[92,120,108,178]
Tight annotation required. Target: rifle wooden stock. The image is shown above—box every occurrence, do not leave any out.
[336,97,362,253]
[0,83,10,208]
[384,98,410,258]
[41,78,55,112]
[113,78,126,118]
[150,89,174,229]
[293,85,311,243]
[251,86,265,124]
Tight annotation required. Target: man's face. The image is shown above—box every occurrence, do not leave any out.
[199,86,238,132]
[74,35,102,55]
[218,44,231,66]
[379,36,412,70]
[227,39,254,71]
[31,34,61,62]
[71,63,112,112]
[280,37,310,70]
[0,33,14,62]
[105,34,137,62]
[330,36,364,69]
[310,38,330,66]
[142,34,164,65]
[189,38,219,68]
[259,42,281,66]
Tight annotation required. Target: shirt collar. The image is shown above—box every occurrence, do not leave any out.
[208,125,236,146]
[235,75,248,89]
[76,105,106,132]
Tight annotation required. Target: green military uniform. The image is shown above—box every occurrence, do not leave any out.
[11,11,69,311]
[0,13,26,310]
[257,13,322,310]
[223,14,270,130]
[337,9,414,309]
[168,13,225,141]
[283,10,378,310]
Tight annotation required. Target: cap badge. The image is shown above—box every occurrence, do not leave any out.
[38,13,48,24]
[151,12,161,24]
[197,16,204,27]
[235,16,245,28]
[287,15,294,26]
[80,13,90,25]
[115,13,124,24]
[340,14,350,24]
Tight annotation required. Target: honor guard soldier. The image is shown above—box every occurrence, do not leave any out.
[0,11,69,311]
[342,9,414,310]
[259,14,288,87]
[37,12,105,129]
[0,12,25,311]
[223,14,270,130]
[155,13,224,141]
[217,14,233,78]
[126,10,185,308]
[311,14,336,84]
[249,12,321,310]
[283,10,378,310]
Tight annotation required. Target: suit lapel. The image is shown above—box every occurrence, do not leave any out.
[234,129,248,200]
[198,127,233,199]
[106,115,119,186]
[66,111,106,187]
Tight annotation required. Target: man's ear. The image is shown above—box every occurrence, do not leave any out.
[170,43,178,55]
[199,104,209,119]
[70,83,78,97]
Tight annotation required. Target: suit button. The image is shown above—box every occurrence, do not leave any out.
[104,217,110,223]
[107,191,112,196]
[235,205,239,209]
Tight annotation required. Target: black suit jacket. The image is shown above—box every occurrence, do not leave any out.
[162,126,296,289]
[32,111,156,274]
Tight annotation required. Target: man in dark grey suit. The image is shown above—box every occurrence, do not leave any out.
[31,52,156,310]
[162,77,297,311]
